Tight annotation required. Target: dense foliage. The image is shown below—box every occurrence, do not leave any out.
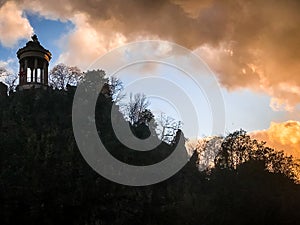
[1,80,300,225]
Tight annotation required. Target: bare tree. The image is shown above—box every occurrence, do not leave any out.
[195,136,223,173]
[49,63,83,89]
[0,66,18,92]
[156,112,182,144]
[0,67,6,76]
[5,74,18,92]
[121,93,181,143]
[123,93,151,124]
[108,76,125,102]
[138,108,154,125]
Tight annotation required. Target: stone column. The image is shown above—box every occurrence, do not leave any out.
[34,58,38,83]
[19,62,22,85]
[40,68,44,83]
[24,59,28,84]
[43,61,48,85]
[31,67,34,82]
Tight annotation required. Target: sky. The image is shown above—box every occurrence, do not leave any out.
[0,0,299,158]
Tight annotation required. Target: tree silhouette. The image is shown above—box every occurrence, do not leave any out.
[1,80,300,225]
[108,76,125,102]
[213,130,300,182]
[122,92,150,124]
[156,112,182,144]
[49,63,83,89]
[0,66,18,92]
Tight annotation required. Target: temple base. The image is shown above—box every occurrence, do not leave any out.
[17,83,48,91]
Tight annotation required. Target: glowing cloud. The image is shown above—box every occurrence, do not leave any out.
[0,1,33,47]
[57,14,127,69]
[251,121,300,159]
[1,0,300,110]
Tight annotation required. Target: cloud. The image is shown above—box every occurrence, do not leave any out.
[0,58,17,72]
[2,0,300,110]
[56,13,127,70]
[0,58,18,84]
[0,1,33,47]
[251,121,300,159]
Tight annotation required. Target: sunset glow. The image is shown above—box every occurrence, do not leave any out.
[0,0,299,158]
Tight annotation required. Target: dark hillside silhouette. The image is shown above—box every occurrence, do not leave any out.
[1,80,300,225]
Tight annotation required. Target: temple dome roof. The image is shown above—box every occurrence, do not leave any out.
[17,35,52,62]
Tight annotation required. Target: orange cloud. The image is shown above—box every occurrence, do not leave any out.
[0,1,33,47]
[251,121,300,159]
[2,0,300,110]
[57,13,127,69]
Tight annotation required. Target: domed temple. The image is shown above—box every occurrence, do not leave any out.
[17,35,52,90]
